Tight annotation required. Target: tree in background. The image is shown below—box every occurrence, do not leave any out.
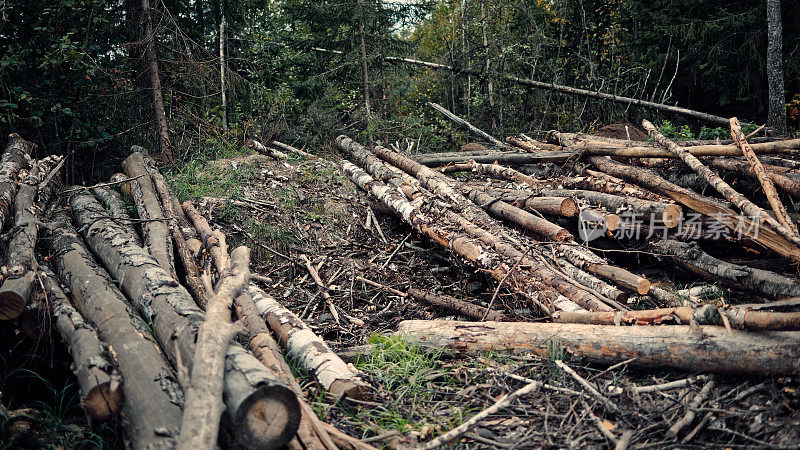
[767,0,787,135]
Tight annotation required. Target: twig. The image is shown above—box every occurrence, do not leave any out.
[355,276,407,297]
[615,431,633,450]
[590,358,636,381]
[555,360,621,413]
[483,247,530,321]
[583,400,618,444]
[631,375,710,394]
[367,207,387,243]
[63,175,144,193]
[666,379,715,438]
[301,254,342,325]
[380,233,411,270]
[417,380,540,450]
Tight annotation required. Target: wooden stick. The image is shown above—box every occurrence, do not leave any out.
[666,380,715,438]
[632,375,711,394]
[555,360,621,413]
[730,117,798,236]
[428,102,509,149]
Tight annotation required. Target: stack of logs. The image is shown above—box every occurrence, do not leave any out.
[0,134,373,450]
[334,114,800,375]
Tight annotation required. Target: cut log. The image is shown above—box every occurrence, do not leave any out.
[539,188,682,228]
[249,284,369,398]
[559,245,651,295]
[92,185,142,245]
[525,197,578,217]
[554,259,628,307]
[42,268,123,421]
[562,171,669,203]
[0,134,31,235]
[247,139,288,159]
[234,287,337,450]
[0,156,61,319]
[407,287,511,321]
[122,151,176,277]
[385,56,734,125]
[711,158,800,199]
[642,119,800,251]
[587,156,800,262]
[397,319,800,374]
[183,201,228,275]
[428,102,509,149]
[553,304,800,331]
[177,246,250,450]
[69,190,299,449]
[437,160,539,186]
[414,151,574,166]
[650,239,800,298]
[46,211,182,449]
[730,117,798,235]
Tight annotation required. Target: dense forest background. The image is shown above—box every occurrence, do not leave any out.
[1,0,799,181]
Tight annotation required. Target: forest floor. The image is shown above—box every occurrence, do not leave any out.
[2,143,800,449]
[167,145,800,449]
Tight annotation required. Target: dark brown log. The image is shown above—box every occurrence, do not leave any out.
[177,246,250,450]
[524,197,578,217]
[43,269,123,421]
[46,211,182,449]
[385,56,734,125]
[397,319,800,374]
[249,285,370,398]
[92,185,142,245]
[234,287,337,450]
[407,287,511,321]
[428,102,509,149]
[122,151,176,277]
[0,134,31,234]
[650,239,800,298]
[553,305,800,331]
[69,191,299,449]
[587,156,800,262]
[0,156,61,319]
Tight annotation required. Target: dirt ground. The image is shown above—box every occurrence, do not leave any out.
[175,146,800,449]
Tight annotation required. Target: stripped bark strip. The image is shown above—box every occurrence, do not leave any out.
[177,247,250,450]
[0,134,32,234]
[92,185,142,245]
[643,119,800,250]
[46,211,183,449]
[587,155,800,262]
[730,117,798,236]
[397,319,800,374]
[249,284,370,398]
[650,239,800,298]
[407,287,511,321]
[122,151,176,277]
[43,269,123,421]
[0,156,61,319]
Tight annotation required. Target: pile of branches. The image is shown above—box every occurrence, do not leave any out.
[335,111,800,376]
[0,135,374,450]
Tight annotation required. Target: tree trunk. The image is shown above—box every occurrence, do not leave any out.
[711,157,800,199]
[414,150,574,166]
[43,268,123,421]
[177,247,249,450]
[92,185,142,245]
[397,320,800,374]
[247,139,287,159]
[538,188,682,228]
[0,156,61,319]
[0,134,32,233]
[428,102,508,149]
[480,0,496,134]
[407,287,511,321]
[249,284,370,398]
[356,0,371,133]
[650,239,800,298]
[766,0,787,135]
[219,6,227,131]
[46,211,182,449]
[122,150,176,277]
[141,0,173,162]
[69,191,299,449]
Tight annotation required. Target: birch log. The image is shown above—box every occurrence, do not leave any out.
[247,139,287,159]
[250,284,370,398]
[46,211,182,449]
[92,185,142,245]
[397,320,800,374]
[122,151,176,277]
[43,269,123,421]
[0,134,32,234]
[69,191,299,449]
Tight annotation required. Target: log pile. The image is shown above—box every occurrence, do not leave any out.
[335,113,800,375]
[0,135,377,450]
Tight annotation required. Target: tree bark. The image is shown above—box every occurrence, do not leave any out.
[177,247,249,450]
[69,191,299,449]
[46,211,182,449]
[249,284,370,398]
[766,0,787,135]
[562,171,668,203]
[0,134,32,234]
[414,150,574,166]
[141,0,173,162]
[43,268,123,421]
[0,156,61,319]
[122,150,176,277]
[538,188,682,228]
[428,102,508,149]
[219,6,227,131]
[650,239,800,298]
[407,287,511,321]
[247,139,287,159]
[730,117,796,235]
[642,119,800,250]
[397,320,800,374]
[711,157,800,199]
[356,0,371,129]
[384,56,735,125]
[92,185,142,245]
